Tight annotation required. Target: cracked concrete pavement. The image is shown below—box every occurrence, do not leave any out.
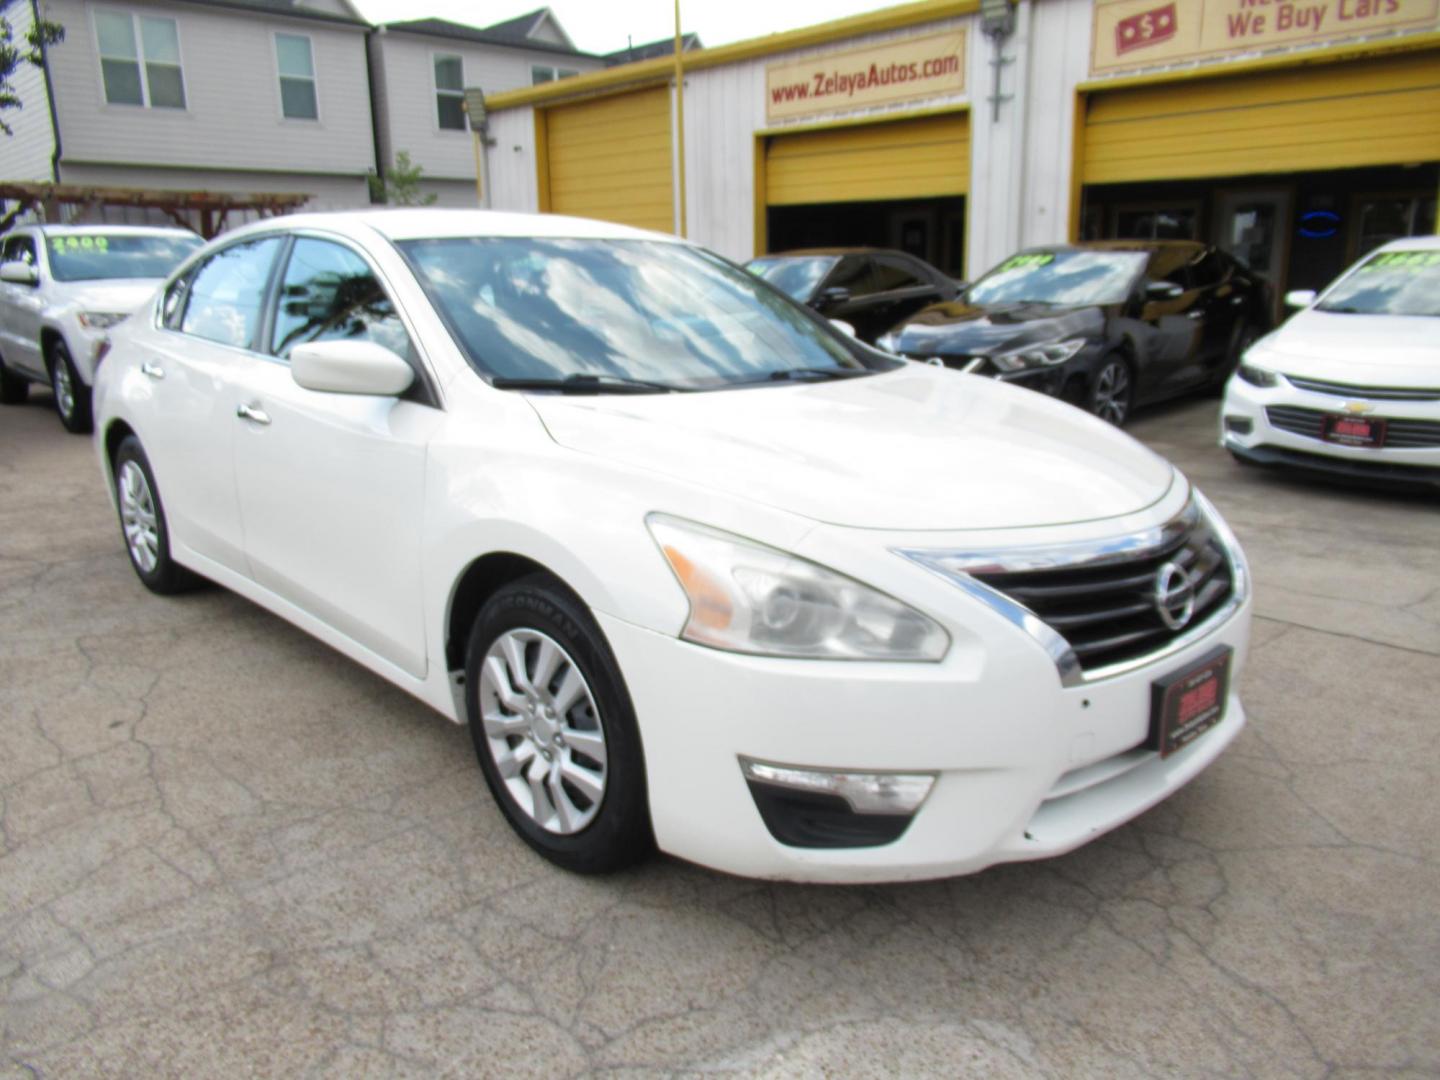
[2,388,1438,1078]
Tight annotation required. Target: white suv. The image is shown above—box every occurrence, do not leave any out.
[0,224,201,432]
[93,210,1251,883]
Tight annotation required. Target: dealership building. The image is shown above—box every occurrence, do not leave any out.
[481,0,1439,303]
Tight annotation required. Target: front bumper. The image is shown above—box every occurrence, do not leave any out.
[1221,375,1440,489]
[600,577,1250,884]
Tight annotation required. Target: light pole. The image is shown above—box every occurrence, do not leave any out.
[463,88,492,208]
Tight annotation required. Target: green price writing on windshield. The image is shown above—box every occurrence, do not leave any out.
[50,236,111,253]
[1361,251,1440,271]
[997,252,1055,272]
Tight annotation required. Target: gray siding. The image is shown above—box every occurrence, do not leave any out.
[59,160,369,213]
[44,0,374,176]
[370,30,602,182]
[0,0,58,182]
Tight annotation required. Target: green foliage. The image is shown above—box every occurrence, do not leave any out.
[1,11,64,137]
[375,151,438,207]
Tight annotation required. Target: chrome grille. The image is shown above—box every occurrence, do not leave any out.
[967,516,1234,673]
[1284,374,1440,402]
[1267,405,1440,448]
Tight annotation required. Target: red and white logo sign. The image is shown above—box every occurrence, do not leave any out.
[1115,3,1179,54]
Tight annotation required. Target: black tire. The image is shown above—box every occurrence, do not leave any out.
[49,339,93,434]
[1215,320,1259,387]
[1087,355,1133,426]
[465,574,652,874]
[0,352,28,405]
[112,435,202,594]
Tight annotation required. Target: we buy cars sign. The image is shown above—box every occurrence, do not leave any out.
[1091,0,1440,73]
[766,29,966,123]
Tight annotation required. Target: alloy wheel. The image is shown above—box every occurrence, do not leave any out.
[118,461,160,574]
[53,357,75,420]
[478,628,608,835]
[1092,361,1130,425]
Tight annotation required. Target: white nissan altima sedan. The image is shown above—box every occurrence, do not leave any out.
[92,210,1251,883]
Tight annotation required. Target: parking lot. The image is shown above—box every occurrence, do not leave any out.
[2,386,1437,1078]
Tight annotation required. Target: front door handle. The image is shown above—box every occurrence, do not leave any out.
[141,362,165,380]
[236,403,271,425]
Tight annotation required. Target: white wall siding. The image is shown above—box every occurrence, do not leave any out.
[45,0,374,176]
[486,105,538,213]
[966,2,1034,278]
[683,59,765,263]
[0,0,58,182]
[1021,0,1092,248]
[370,31,603,182]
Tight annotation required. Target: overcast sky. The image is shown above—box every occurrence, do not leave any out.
[349,0,902,56]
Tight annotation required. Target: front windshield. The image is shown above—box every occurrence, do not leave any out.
[399,238,886,390]
[46,233,202,282]
[967,250,1148,306]
[746,256,837,301]
[1317,250,1440,317]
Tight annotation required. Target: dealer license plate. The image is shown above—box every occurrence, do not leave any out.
[1323,414,1386,447]
[1148,646,1231,759]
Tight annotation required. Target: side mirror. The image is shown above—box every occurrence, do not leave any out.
[829,318,857,338]
[0,261,39,286]
[290,340,414,396]
[813,286,851,309]
[1284,289,1317,310]
[1144,280,1184,301]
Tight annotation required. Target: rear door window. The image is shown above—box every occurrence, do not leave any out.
[180,237,285,348]
[872,255,928,292]
[824,255,879,297]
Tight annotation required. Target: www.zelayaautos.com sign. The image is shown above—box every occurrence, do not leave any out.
[766,29,967,123]
[1091,0,1440,73]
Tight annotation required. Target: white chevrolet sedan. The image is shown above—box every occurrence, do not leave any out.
[93,210,1251,883]
[1222,236,1440,489]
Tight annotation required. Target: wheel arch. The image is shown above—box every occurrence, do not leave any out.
[444,551,584,676]
[103,418,138,481]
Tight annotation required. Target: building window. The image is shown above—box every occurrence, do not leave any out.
[94,10,185,108]
[531,65,578,85]
[434,54,465,131]
[275,33,318,120]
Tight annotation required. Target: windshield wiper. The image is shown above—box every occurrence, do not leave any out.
[1316,305,1368,315]
[735,367,874,385]
[490,373,687,394]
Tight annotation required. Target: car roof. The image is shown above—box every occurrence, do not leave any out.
[220,208,683,245]
[1376,234,1440,253]
[755,248,909,259]
[1029,240,1206,255]
[33,224,199,238]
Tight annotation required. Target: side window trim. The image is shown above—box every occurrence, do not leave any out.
[265,229,441,409]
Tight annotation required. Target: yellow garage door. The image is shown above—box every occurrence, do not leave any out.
[766,112,969,206]
[543,87,673,233]
[1083,51,1440,184]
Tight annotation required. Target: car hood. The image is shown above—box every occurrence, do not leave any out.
[887,301,1106,357]
[47,279,161,315]
[526,365,1174,531]
[1256,310,1440,386]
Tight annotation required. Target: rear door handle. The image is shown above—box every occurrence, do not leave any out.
[141,362,165,380]
[236,403,271,425]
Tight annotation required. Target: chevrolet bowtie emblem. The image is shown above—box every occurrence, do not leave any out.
[1343,401,1376,414]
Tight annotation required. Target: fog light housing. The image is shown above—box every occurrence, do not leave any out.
[1224,416,1253,434]
[740,757,934,849]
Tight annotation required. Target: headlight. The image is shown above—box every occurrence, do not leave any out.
[875,331,901,354]
[646,514,950,662]
[990,337,1088,372]
[1236,363,1278,388]
[77,311,128,330]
